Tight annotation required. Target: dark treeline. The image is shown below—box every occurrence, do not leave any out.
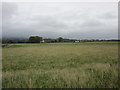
[2,36,120,44]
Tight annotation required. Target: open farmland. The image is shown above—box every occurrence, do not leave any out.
[2,42,119,88]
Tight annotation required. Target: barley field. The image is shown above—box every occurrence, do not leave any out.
[2,42,119,88]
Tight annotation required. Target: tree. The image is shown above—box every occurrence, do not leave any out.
[29,36,42,43]
[54,40,57,43]
[58,37,63,42]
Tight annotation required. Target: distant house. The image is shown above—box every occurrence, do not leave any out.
[40,40,45,43]
[75,40,80,43]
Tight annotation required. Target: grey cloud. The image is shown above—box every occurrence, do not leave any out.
[100,12,117,20]
[0,2,1,39]
[2,2,118,40]
[0,3,2,19]
[2,2,18,19]
[80,19,104,28]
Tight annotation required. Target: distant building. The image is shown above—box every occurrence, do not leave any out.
[40,40,45,43]
[75,40,80,43]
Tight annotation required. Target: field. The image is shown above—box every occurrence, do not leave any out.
[2,42,119,88]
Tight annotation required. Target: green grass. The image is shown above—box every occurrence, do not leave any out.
[2,42,119,88]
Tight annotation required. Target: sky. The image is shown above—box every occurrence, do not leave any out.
[2,2,118,40]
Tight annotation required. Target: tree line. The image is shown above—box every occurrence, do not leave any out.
[2,36,64,44]
[2,36,119,44]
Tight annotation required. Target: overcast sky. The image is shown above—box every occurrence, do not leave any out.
[2,2,118,39]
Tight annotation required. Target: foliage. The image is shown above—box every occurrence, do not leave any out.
[57,37,63,42]
[29,36,42,43]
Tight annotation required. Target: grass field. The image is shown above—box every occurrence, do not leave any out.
[2,42,119,88]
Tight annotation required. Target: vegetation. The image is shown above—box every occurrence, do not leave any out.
[2,42,119,88]
[58,37,63,42]
[29,36,43,43]
[2,36,119,44]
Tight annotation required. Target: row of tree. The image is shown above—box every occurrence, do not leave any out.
[2,36,119,44]
[28,36,64,43]
[2,36,64,43]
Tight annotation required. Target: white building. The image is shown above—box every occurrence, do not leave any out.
[40,40,45,43]
[75,41,80,43]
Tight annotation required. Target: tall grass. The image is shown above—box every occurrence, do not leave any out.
[2,42,118,88]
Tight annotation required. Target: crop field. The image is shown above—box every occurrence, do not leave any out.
[2,42,119,88]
